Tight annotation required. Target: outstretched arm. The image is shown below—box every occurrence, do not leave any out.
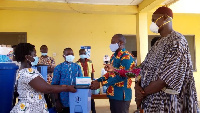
[29,76,76,94]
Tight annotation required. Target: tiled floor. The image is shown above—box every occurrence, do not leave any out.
[95,105,137,113]
[95,102,200,113]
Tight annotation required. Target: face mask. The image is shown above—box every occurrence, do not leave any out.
[150,22,159,33]
[31,56,38,66]
[41,53,48,56]
[80,55,87,59]
[65,55,75,62]
[150,15,172,34]
[109,43,119,52]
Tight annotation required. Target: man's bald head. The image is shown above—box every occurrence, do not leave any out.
[110,34,126,51]
[114,34,126,44]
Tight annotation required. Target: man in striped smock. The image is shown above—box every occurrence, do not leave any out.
[135,6,199,112]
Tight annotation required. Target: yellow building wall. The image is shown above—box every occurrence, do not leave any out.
[0,10,136,75]
[148,13,200,99]
[0,10,137,106]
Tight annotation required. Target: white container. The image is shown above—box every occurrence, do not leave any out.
[76,77,91,86]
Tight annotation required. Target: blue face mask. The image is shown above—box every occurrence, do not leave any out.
[80,55,87,59]
[65,55,75,62]
[31,56,38,66]
[41,53,48,56]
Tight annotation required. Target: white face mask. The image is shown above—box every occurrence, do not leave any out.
[150,15,172,34]
[150,22,159,33]
[65,55,75,62]
[109,43,119,52]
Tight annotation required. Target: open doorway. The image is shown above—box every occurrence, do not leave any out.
[124,35,137,56]
[0,32,27,46]
[124,35,137,65]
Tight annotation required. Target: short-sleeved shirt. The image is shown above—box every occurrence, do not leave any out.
[51,62,83,107]
[10,68,48,113]
[38,56,55,66]
[38,56,55,84]
[140,31,199,112]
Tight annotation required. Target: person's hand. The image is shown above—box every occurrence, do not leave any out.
[104,64,114,72]
[133,108,144,113]
[135,83,145,100]
[55,100,63,112]
[135,98,142,109]
[134,85,144,113]
[67,85,77,93]
[90,80,100,90]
